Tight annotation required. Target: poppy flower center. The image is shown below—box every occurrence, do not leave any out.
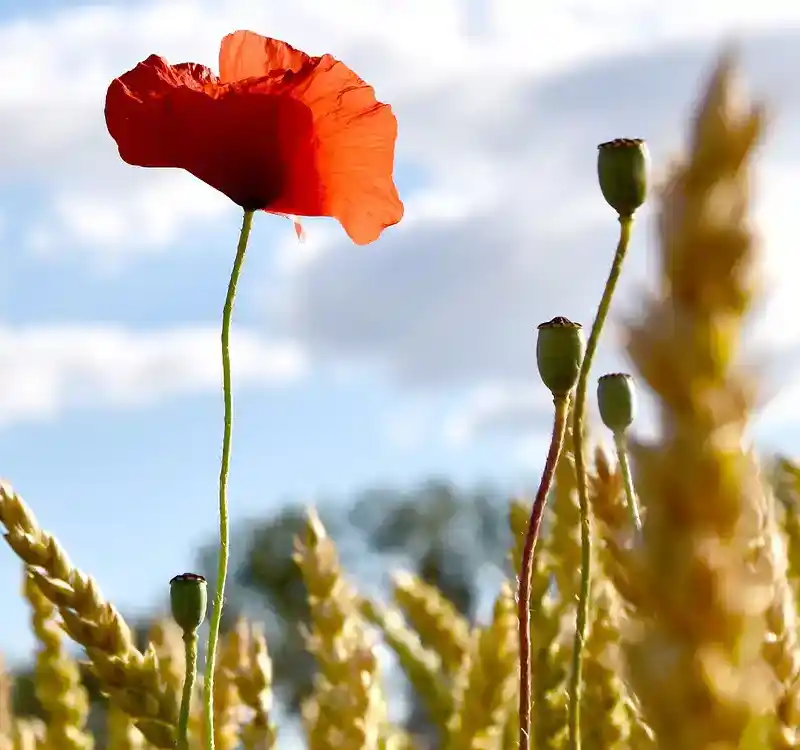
[157,84,317,213]
[206,89,318,213]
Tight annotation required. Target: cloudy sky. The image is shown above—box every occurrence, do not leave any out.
[1,0,800,659]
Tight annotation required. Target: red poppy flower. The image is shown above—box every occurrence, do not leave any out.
[105,30,404,245]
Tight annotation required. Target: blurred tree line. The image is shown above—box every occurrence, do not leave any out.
[8,478,515,744]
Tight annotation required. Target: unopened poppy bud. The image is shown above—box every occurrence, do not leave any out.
[597,139,649,218]
[536,317,585,398]
[597,373,636,434]
[169,573,207,634]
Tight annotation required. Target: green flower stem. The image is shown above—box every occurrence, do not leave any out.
[518,394,570,750]
[568,213,634,750]
[178,631,199,750]
[204,208,255,750]
[613,431,642,532]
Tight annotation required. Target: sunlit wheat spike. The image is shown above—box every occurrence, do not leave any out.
[580,580,633,748]
[444,583,517,750]
[359,594,452,729]
[232,621,277,750]
[0,483,178,748]
[392,571,471,676]
[10,718,44,750]
[589,448,642,612]
[623,50,777,750]
[548,419,582,609]
[23,567,93,750]
[295,509,385,750]
[751,460,800,749]
[148,617,190,704]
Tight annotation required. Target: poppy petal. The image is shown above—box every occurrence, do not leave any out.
[268,55,404,244]
[291,217,306,241]
[105,55,218,169]
[107,36,403,244]
[106,59,313,210]
[219,30,311,83]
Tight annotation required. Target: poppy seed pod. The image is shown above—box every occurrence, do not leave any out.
[597,139,649,218]
[169,573,208,634]
[597,373,637,434]
[536,317,585,398]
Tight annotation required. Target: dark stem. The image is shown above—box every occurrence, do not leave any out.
[518,395,570,750]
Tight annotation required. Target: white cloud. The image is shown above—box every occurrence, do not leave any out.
[28,170,235,264]
[436,148,800,446]
[383,402,438,451]
[444,384,548,446]
[0,0,471,256]
[512,431,556,468]
[0,324,305,425]
[271,30,800,442]
[489,0,800,66]
[3,0,800,438]
[3,0,799,258]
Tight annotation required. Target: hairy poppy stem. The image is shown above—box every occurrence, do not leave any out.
[178,631,198,750]
[204,209,255,750]
[568,213,634,750]
[613,431,642,532]
[518,394,570,750]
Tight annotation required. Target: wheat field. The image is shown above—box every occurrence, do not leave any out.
[1,52,799,750]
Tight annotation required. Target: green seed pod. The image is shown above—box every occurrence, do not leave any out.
[597,138,649,218]
[597,373,636,434]
[536,317,584,398]
[169,573,208,634]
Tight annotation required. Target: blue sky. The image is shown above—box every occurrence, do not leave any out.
[0,136,523,655]
[2,0,800,666]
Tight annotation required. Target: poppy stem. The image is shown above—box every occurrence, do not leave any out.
[568,213,634,750]
[613,430,642,533]
[178,631,198,750]
[204,209,255,750]
[517,393,569,750]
